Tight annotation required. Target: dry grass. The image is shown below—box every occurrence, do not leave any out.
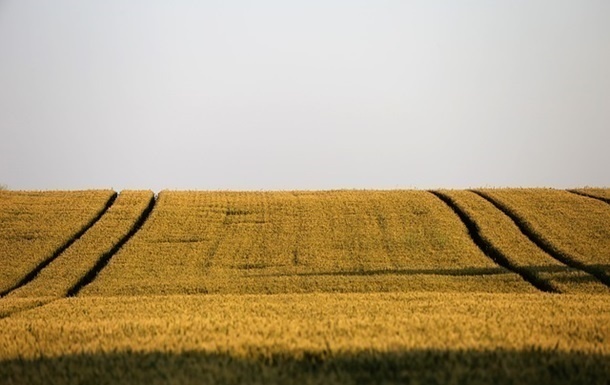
[5,191,153,298]
[439,190,609,294]
[476,189,610,276]
[81,190,534,296]
[0,190,115,294]
[0,293,609,384]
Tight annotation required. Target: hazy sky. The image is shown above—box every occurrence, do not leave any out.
[1,0,609,191]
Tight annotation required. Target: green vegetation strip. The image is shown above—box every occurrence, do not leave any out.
[0,190,116,296]
[81,191,534,296]
[1,293,608,384]
[473,189,610,287]
[439,190,609,294]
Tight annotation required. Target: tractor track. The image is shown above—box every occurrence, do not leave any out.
[429,191,559,293]
[0,193,118,297]
[471,190,610,288]
[566,190,610,206]
[66,194,157,296]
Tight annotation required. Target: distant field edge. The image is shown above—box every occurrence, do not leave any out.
[66,193,157,297]
[429,190,559,293]
[0,192,118,298]
[470,190,610,288]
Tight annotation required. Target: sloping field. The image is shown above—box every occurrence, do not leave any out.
[0,190,115,295]
[436,190,609,294]
[81,191,534,295]
[1,188,609,384]
[475,189,610,286]
[570,188,610,203]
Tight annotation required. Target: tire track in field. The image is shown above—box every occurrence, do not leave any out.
[566,190,610,205]
[471,190,610,288]
[66,194,157,297]
[0,193,118,297]
[429,191,558,293]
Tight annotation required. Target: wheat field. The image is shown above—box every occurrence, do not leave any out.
[82,190,534,296]
[0,190,115,295]
[0,188,609,384]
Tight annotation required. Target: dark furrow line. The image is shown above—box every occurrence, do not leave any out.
[566,190,610,205]
[471,190,610,288]
[0,192,118,298]
[252,264,602,278]
[66,194,157,297]
[254,267,508,278]
[429,191,559,293]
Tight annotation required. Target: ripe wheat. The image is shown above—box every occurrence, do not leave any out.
[0,190,114,294]
[82,190,534,296]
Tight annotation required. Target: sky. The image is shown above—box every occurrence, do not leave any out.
[1,0,609,192]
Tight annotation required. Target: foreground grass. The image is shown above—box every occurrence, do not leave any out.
[3,349,609,385]
[1,292,609,384]
[82,191,533,295]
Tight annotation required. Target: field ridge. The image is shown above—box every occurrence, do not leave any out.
[0,298,58,320]
[67,193,157,297]
[0,192,118,297]
[567,190,610,205]
[430,191,558,293]
[471,190,610,288]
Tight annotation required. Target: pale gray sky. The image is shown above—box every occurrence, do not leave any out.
[1,0,609,191]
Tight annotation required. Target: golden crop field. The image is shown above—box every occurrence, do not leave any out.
[571,188,610,203]
[1,188,609,384]
[475,189,610,286]
[4,191,154,299]
[82,190,534,296]
[1,293,609,384]
[0,190,115,295]
[435,190,609,294]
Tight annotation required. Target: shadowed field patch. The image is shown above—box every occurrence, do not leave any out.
[1,348,608,385]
